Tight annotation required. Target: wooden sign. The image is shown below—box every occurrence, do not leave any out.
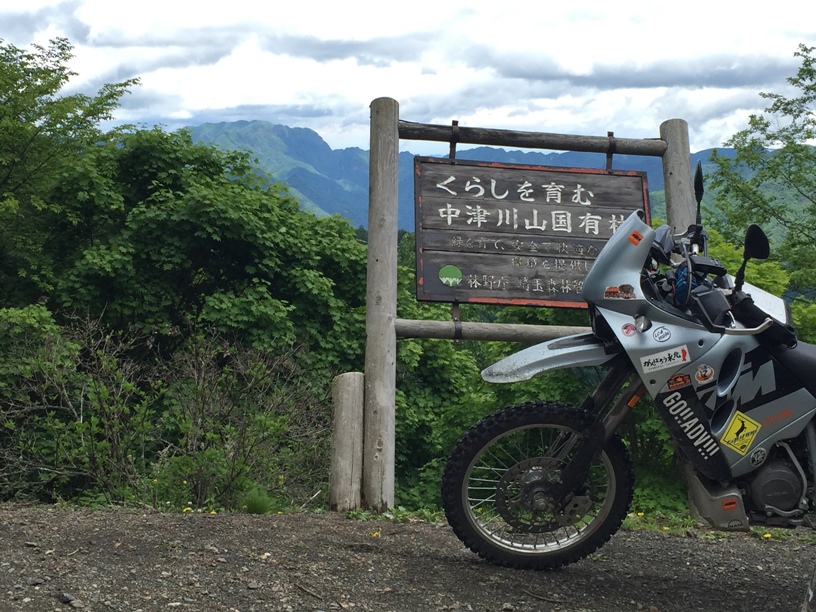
[414,157,650,307]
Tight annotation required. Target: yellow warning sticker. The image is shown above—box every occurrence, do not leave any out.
[721,411,761,455]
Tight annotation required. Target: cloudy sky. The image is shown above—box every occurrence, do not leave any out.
[2,0,814,154]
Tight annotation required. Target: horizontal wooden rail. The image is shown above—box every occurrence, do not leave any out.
[398,121,668,157]
[394,318,590,343]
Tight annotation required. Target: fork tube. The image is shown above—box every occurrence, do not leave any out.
[546,355,634,463]
[603,380,646,442]
[553,356,638,499]
[578,354,637,418]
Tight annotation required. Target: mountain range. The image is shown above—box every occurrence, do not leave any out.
[189,120,732,231]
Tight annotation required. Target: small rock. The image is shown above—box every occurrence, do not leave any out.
[247,581,260,590]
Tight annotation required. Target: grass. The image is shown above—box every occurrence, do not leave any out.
[345,505,444,524]
[340,499,816,545]
[622,510,816,543]
[239,488,284,515]
[622,510,700,535]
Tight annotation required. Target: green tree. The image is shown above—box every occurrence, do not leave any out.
[0,37,137,305]
[711,45,816,241]
[709,43,816,340]
[2,123,368,375]
[0,38,368,507]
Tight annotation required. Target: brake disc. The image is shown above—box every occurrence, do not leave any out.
[495,457,563,532]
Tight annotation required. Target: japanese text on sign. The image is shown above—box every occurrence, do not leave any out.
[414,157,649,307]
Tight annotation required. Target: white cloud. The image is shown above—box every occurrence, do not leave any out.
[1,0,814,153]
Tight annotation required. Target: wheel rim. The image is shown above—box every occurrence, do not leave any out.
[462,422,617,556]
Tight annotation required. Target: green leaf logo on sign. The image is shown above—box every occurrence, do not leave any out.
[439,265,463,287]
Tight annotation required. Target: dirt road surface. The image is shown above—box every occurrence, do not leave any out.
[0,505,813,611]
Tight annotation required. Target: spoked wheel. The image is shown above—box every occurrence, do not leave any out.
[442,401,633,569]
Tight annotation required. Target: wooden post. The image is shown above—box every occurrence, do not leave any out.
[363,97,399,511]
[660,119,695,233]
[329,372,364,511]
[394,319,589,342]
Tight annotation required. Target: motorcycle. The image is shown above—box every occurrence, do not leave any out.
[441,162,816,569]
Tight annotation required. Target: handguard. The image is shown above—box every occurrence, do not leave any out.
[481,332,615,383]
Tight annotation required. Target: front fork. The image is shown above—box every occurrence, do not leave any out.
[553,354,644,501]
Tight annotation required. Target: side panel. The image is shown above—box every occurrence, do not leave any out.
[693,344,816,477]
[597,308,713,394]
[651,336,816,479]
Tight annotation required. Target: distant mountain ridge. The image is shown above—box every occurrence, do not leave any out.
[190,121,370,221]
[189,120,731,230]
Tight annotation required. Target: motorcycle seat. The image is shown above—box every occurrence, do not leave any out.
[769,340,816,399]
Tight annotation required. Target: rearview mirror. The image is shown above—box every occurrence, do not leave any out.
[744,224,770,261]
[734,223,770,292]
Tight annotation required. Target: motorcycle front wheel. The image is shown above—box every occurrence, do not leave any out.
[441,401,633,570]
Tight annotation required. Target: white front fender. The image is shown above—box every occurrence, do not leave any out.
[481,333,615,383]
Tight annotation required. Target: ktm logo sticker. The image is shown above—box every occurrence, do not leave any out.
[721,411,761,456]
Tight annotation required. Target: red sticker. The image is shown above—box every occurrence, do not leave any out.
[605,285,636,299]
[668,373,692,390]
[628,231,643,246]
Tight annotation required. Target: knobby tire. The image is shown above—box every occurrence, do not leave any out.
[441,401,634,570]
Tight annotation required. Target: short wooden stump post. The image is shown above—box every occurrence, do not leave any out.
[329,372,364,511]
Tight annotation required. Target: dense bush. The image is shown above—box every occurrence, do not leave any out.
[0,309,330,510]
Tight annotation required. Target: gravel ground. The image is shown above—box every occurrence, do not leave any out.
[0,504,814,611]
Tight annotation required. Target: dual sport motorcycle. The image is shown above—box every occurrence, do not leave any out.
[442,164,816,569]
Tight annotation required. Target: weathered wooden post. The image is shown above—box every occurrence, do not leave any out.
[363,97,399,511]
[660,119,695,232]
[329,372,364,511]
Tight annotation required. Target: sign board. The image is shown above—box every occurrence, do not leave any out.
[414,157,650,307]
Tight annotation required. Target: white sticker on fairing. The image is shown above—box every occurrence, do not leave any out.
[640,345,690,373]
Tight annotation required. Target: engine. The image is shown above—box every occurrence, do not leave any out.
[747,460,803,513]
